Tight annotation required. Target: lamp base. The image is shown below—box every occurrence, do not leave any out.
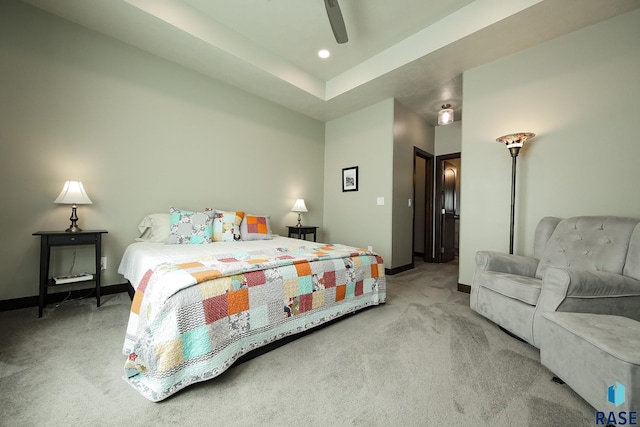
[296,213,302,227]
[65,204,82,233]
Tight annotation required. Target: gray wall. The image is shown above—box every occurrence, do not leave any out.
[459,9,640,285]
[323,99,395,264]
[323,99,433,269]
[435,121,462,156]
[0,1,325,300]
[392,100,434,268]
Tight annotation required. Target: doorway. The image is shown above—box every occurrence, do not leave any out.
[413,147,434,262]
[435,152,461,263]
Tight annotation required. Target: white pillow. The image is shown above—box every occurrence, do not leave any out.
[136,213,171,243]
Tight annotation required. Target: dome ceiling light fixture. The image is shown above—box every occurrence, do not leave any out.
[438,104,454,125]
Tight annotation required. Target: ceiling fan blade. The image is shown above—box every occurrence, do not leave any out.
[324,0,348,44]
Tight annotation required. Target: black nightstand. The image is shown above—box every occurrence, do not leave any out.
[287,226,318,242]
[32,230,108,317]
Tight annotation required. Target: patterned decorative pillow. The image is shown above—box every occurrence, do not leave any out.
[166,207,214,244]
[212,210,245,242]
[240,214,273,241]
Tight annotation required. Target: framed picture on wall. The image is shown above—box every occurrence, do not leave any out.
[342,166,358,192]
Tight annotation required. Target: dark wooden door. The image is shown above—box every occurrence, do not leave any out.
[413,147,434,262]
[440,166,457,262]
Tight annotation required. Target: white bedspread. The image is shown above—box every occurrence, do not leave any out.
[118,236,330,289]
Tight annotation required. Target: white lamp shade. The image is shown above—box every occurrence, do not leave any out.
[291,199,308,213]
[438,107,454,125]
[496,132,536,148]
[54,181,93,205]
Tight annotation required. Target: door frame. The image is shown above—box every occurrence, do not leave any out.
[413,147,434,263]
[434,152,461,263]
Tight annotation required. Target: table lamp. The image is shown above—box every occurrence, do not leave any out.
[291,199,308,227]
[54,181,93,232]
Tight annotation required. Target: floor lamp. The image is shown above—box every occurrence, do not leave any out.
[496,132,535,254]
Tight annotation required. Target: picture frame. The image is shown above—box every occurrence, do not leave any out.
[342,166,358,192]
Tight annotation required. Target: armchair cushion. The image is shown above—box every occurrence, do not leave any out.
[539,313,640,413]
[475,271,541,305]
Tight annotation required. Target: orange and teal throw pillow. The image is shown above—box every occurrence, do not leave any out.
[212,210,245,242]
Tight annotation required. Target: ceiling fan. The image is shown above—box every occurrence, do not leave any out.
[324,0,348,44]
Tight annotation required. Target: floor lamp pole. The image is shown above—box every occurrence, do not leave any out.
[496,132,535,256]
[509,150,519,255]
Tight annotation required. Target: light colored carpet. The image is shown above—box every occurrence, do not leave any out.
[0,261,594,426]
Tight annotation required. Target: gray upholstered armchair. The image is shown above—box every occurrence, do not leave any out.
[470,216,640,347]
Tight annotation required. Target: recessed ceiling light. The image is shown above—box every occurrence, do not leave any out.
[318,49,330,59]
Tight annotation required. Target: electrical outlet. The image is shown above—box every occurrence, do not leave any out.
[101,257,107,270]
[368,246,373,252]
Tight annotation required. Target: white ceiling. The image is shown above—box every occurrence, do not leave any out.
[21,0,640,125]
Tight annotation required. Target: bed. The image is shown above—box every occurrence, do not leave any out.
[118,211,386,401]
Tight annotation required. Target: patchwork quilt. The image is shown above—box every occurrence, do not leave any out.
[122,243,386,401]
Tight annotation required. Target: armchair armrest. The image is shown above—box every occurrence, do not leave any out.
[532,267,640,347]
[537,266,640,315]
[475,251,539,277]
